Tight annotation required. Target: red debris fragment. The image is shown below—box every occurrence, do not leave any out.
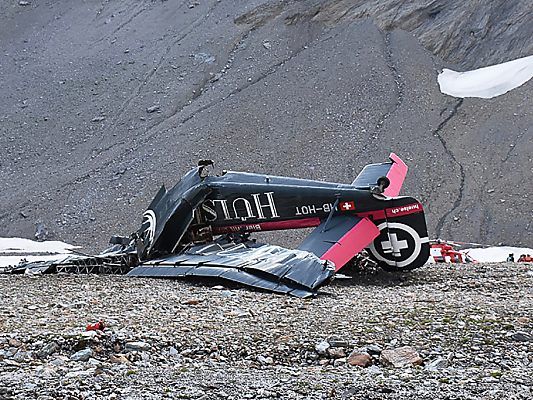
[86,320,105,331]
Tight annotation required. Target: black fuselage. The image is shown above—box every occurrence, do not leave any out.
[199,171,397,234]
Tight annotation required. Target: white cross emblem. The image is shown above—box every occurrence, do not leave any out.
[369,222,429,269]
[342,202,353,210]
[381,233,408,257]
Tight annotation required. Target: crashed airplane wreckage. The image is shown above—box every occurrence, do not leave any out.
[8,153,429,297]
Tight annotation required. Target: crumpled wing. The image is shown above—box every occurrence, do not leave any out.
[298,215,380,271]
[127,239,335,298]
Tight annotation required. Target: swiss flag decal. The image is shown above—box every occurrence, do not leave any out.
[339,201,355,211]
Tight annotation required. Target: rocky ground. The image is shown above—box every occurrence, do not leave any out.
[0,262,531,399]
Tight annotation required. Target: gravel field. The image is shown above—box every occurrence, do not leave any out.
[1,262,531,399]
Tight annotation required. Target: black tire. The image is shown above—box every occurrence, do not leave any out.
[377,176,390,189]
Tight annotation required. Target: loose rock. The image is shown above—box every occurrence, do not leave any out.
[37,342,59,358]
[146,105,160,113]
[70,348,92,362]
[347,351,372,367]
[425,356,448,371]
[380,346,423,368]
[327,347,346,359]
[125,341,150,352]
[315,341,330,355]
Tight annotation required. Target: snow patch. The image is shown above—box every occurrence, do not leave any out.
[438,55,533,99]
[463,246,533,263]
[0,237,77,253]
[0,237,77,269]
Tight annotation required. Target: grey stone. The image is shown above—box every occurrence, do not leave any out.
[125,341,150,352]
[315,341,330,355]
[34,222,49,241]
[327,337,349,348]
[425,356,448,371]
[380,346,423,368]
[50,356,67,366]
[365,344,383,355]
[327,347,346,359]
[366,365,382,375]
[70,348,93,362]
[169,347,179,357]
[257,355,273,365]
[146,105,160,113]
[65,369,95,379]
[509,332,531,342]
[333,357,346,367]
[37,342,59,358]
[12,350,30,363]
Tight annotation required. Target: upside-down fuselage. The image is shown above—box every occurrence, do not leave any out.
[137,164,428,273]
[201,171,392,234]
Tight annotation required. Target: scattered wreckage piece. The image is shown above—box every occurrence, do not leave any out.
[429,240,477,263]
[6,153,430,297]
[8,246,137,275]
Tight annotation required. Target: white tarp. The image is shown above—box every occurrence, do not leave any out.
[438,55,533,99]
[462,246,533,263]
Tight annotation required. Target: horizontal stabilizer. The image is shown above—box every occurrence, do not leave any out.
[298,215,380,271]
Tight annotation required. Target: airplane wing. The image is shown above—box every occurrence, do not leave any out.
[351,153,408,197]
[10,237,335,298]
[127,237,335,298]
[298,215,380,271]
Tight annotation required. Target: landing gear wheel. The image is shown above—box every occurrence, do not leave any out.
[377,176,390,190]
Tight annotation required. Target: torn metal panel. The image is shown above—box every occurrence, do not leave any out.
[128,238,335,297]
[135,167,211,260]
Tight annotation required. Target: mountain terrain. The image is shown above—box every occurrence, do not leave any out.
[1,0,532,250]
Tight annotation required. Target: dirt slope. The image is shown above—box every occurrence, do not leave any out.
[0,0,531,249]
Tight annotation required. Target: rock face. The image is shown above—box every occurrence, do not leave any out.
[380,346,423,368]
[0,0,531,248]
[310,0,533,68]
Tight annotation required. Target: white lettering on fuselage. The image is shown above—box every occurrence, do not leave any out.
[251,192,279,219]
[201,192,279,221]
[295,203,334,216]
[390,203,420,215]
[227,224,262,232]
[232,197,255,221]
